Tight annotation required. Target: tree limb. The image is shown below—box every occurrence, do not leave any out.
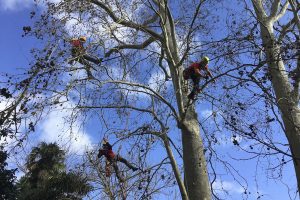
[161,134,189,200]
[142,14,159,26]
[288,0,300,30]
[91,0,163,41]
[272,1,289,22]
[251,0,268,20]
[269,0,281,20]
[77,104,153,114]
[278,18,296,41]
[178,0,204,67]
[158,48,171,80]
[104,37,156,58]
[96,80,179,122]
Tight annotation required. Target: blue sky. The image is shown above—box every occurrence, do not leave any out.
[0,1,298,200]
[0,0,97,175]
[0,7,33,73]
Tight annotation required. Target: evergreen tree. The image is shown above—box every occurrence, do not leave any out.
[17,142,91,200]
[0,145,17,200]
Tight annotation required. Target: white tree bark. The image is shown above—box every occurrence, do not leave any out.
[154,1,211,199]
[252,0,300,193]
[24,1,212,199]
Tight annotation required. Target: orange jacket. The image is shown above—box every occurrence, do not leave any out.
[70,39,84,49]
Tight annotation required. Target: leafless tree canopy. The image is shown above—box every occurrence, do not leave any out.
[0,0,299,199]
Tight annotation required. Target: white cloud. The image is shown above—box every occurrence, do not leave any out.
[15,170,24,180]
[0,97,13,111]
[200,109,213,119]
[67,63,87,80]
[212,179,245,194]
[0,0,62,11]
[49,0,61,3]
[148,70,168,91]
[63,16,89,36]
[121,70,170,100]
[0,99,17,146]
[38,102,92,155]
[0,0,33,10]
[199,109,221,124]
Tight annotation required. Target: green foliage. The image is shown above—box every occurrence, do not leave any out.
[0,145,17,200]
[26,142,65,186]
[17,142,91,200]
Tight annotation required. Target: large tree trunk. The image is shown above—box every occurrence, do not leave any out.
[181,111,211,200]
[157,1,211,198]
[259,20,300,193]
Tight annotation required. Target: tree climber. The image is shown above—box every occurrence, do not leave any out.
[69,36,87,65]
[183,56,215,100]
[69,36,102,78]
[97,139,138,182]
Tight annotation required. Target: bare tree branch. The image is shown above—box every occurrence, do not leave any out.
[288,0,300,30]
[272,1,289,22]
[91,0,163,41]
[104,37,156,58]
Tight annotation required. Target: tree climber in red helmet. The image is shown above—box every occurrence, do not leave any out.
[69,36,102,78]
[97,139,138,182]
[183,56,215,100]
